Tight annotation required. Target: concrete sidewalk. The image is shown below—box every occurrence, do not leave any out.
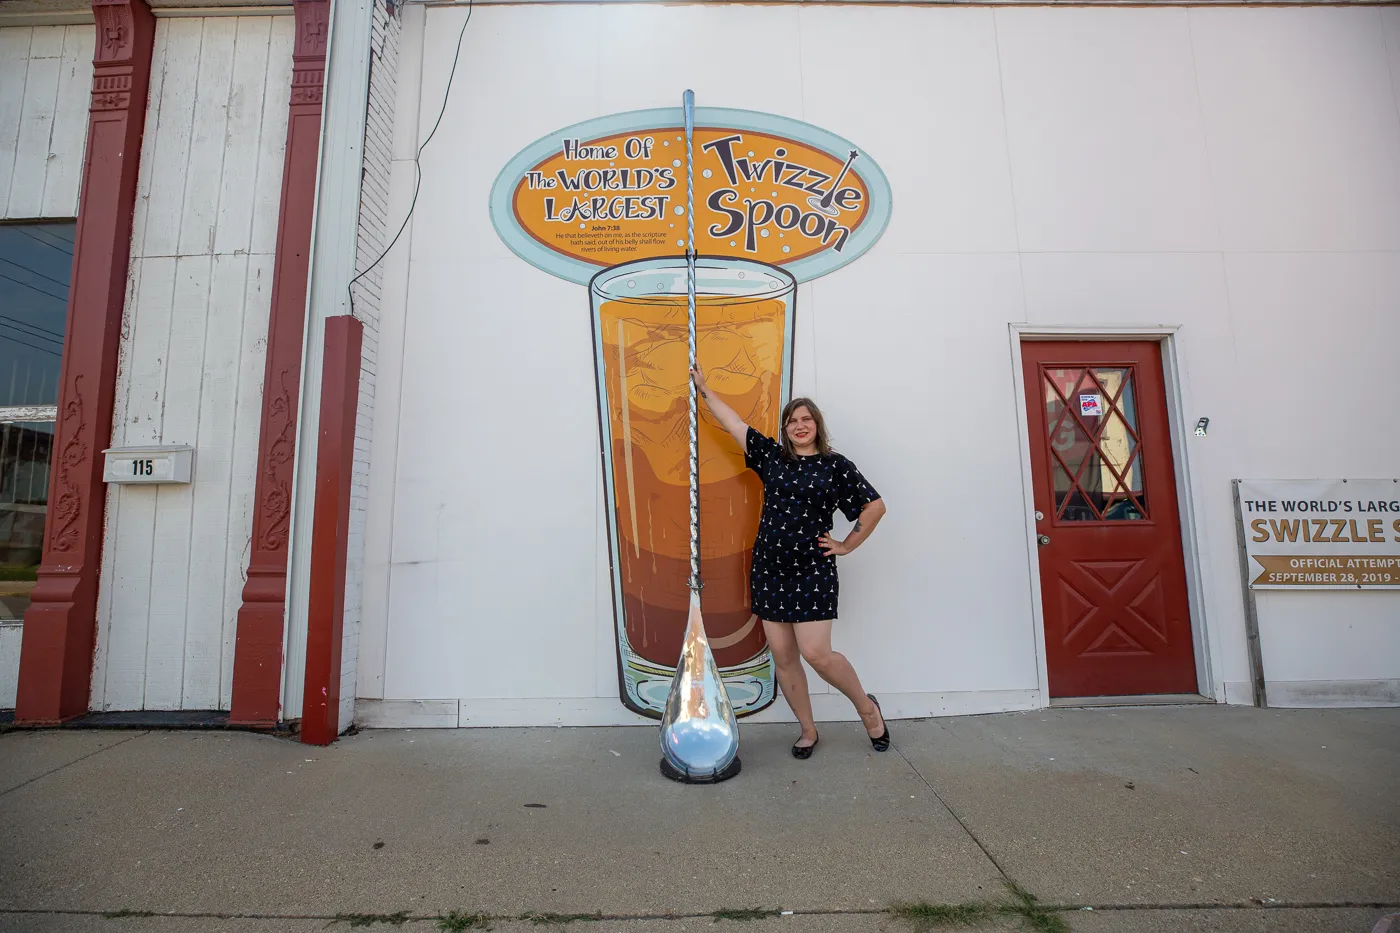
[0,706,1396,933]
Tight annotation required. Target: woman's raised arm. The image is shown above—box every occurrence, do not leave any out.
[691,365,750,448]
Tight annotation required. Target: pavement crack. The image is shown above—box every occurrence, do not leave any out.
[1066,901,1400,911]
[0,731,148,800]
[0,908,894,923]
[893,740,1012,881]
[3,902,1395,924]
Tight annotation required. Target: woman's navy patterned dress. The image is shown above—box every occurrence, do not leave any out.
[744,426,880,623]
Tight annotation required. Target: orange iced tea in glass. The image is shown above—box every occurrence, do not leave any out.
[590,257,794,717]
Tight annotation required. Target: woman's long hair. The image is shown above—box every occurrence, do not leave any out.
[780,397,833,460]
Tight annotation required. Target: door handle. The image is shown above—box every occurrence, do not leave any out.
[1037,534,1051,547]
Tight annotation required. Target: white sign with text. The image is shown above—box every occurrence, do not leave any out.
[1238,479,1400,589]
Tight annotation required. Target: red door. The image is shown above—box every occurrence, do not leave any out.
[1022,341,1198,697]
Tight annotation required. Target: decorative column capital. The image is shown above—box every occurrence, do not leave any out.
[92,0,140,64]
[293,0,331,60]
[87,0,154,114]
[290,0,331,105]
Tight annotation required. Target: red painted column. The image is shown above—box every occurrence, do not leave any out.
[14,0,156,725]
[229,0,331,726]
[300,317,363,746]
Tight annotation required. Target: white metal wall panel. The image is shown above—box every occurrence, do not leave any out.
[0,24,93,221]
[1191,7,1400,253]
[354,3,1400,724]
[92,14,293,712]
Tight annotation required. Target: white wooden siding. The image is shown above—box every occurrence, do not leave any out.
[92,14,293,712]
[342,0,400,730]
[0,25,93,220]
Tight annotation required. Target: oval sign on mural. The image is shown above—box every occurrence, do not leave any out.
[490,107,891,285]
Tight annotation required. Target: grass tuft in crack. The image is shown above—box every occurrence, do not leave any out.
[1018,912,1070,933]
[1001,880,1069,933]
[712,908,782,922]
[438,910,494,931]
[330,912,411,927]
[890,882,1071,933]
[521,912,603,925]
[890,901,1000,929]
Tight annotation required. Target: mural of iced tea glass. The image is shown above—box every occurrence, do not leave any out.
[591,256,794,718]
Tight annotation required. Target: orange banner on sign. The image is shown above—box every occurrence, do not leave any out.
[511,127,871,270]
[1251,555,1400,587]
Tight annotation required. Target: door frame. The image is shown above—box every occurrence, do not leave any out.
[1007,324,1220,704]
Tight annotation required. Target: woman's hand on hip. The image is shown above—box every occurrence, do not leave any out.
[828,500,885,556]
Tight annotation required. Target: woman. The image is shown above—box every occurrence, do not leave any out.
[691,365,889,758]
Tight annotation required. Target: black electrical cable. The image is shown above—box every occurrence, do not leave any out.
[13,226,75,254]
[0,255,71,292]
[0,313,64,345]
[347,0,473,321]
[0,325,62,358]
[0,271,68,305]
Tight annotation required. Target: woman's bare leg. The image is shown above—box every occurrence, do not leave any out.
[763,619,817,746]
[793,620,885,738]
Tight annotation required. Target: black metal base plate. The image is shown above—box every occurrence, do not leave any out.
[659,756,741,784]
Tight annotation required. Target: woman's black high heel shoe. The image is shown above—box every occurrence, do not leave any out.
[792,732,819,759]
[865,694,891,752]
